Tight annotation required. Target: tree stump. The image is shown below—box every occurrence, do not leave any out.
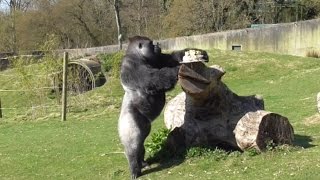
[164,62,294,152]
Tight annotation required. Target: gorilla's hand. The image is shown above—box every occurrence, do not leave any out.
[171,48,209,64]
[180,49,209,64]
[154,42,162,54]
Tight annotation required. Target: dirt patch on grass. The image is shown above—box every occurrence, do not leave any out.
[304,114,320,126]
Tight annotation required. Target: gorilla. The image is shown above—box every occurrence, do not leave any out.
[118,36,208,179]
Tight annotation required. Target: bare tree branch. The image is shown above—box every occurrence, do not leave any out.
[106,0,122,50]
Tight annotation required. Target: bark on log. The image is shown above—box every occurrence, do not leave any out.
[164,62,294,152]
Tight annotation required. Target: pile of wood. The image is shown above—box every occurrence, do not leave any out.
[164,62,294,152]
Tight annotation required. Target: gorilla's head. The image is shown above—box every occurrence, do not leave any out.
[127,36,161,63]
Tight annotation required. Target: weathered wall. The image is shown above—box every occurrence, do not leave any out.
[62,44,127,59]
[64,19,320,58]
[158,19,320,56]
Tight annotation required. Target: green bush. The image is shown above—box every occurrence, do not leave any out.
[306,50,320,58]
[145,128,172,162]
[186,147,229,161]
[99,52,124,78]
[7,35,62,120]
[146,128,170,155]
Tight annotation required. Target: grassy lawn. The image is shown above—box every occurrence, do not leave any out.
[1,50,320,179]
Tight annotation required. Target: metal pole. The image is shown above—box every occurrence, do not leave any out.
[0,98,2,118]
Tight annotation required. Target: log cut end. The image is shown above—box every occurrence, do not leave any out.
[234,110,294,151]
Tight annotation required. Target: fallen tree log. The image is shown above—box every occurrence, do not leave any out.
[164,62,294,152]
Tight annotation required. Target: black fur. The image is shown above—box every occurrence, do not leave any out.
[118,36,208,179]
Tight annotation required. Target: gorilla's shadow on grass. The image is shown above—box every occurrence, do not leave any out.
[293,134,316,148]
[143,134,315,176]
[143,141,239,176]
[143,143,186,176]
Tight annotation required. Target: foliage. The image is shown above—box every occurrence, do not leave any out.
[163,0,254,37]
[186,147,230,160]
[99,51,124,78]
[300,0,320,19]
[0,0,318,52]
[244,148,261,157]
[145,128,171,158]
[7,34,62,119]
[306,50,320,58]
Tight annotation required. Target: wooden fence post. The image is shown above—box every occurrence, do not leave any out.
[61,52,68,121]
[0,98,2,118]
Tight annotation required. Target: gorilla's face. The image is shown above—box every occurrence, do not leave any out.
[138,39,157,59]
[128,36,161,62]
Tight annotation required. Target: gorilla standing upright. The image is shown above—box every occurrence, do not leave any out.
[118,36,208,179]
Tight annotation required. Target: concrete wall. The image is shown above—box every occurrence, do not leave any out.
[62,44,127,59]
[64,18,320,58]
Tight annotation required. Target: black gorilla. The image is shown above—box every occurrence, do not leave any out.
[118,36,208,179]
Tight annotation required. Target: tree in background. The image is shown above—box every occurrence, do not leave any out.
[107,0,123,50]
[0,0,319,52]
[0,0,33,52]
[0,11,12,52]
[162,0,255,37]
[300,0,320,19]
[122,0,165,39]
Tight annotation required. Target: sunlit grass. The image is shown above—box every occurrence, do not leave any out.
[1,49,320,179]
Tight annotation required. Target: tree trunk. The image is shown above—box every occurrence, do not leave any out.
[113,0,122,50]
[9,0,17,53]
[164,62,294,152]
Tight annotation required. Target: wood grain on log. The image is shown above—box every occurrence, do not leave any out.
[164,63,294,152]
[234,111,294,151]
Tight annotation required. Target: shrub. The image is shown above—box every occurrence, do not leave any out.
[145,128,173,163]
[186,147,230,161]
[145,128,170,156]
[8,34,62,120]
[99,52,124,78]
[306,50,320,58]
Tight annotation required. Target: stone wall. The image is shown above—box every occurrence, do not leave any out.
[157,19,320,56]
[59,18,320,58]
[62,44,127,59]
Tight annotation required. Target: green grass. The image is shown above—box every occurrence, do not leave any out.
[1,49,320,179]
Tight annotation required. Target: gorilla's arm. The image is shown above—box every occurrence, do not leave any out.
[121,58,178,94]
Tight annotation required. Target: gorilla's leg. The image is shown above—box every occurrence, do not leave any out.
[140,141,149,169]
[140,145,150,169]
[119,102,151,179]
[136,114,151,170]
[125,142,143,179]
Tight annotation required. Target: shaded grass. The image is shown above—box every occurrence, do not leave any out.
[1,49,320,179]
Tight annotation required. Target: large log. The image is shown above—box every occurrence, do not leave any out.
[164,62,294,152]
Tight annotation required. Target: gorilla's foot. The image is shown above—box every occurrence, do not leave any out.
[142,160,150,169]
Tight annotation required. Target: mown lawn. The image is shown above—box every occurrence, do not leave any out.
[0,50,320,179]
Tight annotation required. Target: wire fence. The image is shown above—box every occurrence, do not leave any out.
[0,77,62,120]
[0,87,59,92]
[0,52,94,121]
[0,49,112,121]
